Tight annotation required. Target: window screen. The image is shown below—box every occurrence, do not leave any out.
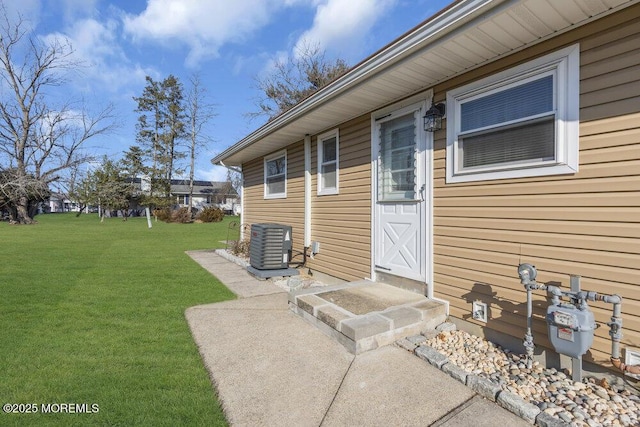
[378,113,416,200]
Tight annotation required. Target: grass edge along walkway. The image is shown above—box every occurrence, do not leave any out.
[0,213,236,426]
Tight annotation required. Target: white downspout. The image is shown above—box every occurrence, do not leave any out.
[219,161,244,241]
[304,134,311,248]
[240,174,244,239]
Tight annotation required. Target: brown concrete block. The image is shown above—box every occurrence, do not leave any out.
[316,305,353,329]
[296,294,329,316]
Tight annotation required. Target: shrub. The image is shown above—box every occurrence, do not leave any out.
[231,239,250,258]
[153,207,171,222]
[196,207,224,223]
[171,207,193,224]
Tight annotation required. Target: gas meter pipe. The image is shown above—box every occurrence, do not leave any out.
[523,280,546,369]
[591,293,640,374]
[611,358,640,374]
[517,264,639,375]
[519,263,544,369]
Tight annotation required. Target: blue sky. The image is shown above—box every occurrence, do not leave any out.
[9,0,452,181]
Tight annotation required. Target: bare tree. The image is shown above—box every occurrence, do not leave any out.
[184,73,216,214]
[0,8,116,224]
[251,42,350,120]
[0,168,50,219]
[66,164,90,216]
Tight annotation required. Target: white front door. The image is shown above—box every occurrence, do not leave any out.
[373,101,429,283]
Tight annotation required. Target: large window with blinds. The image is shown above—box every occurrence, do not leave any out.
[446,44,579,183]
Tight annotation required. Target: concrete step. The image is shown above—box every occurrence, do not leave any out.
[289,281,447,354]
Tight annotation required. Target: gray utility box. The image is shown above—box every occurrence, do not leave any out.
[546,303,597,359]
[249,223,292,270]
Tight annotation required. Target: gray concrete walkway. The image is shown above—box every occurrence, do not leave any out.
[185,250,530,426]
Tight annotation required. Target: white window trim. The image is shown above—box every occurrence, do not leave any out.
[264,150,287,199]
[317,129,339,195]
[446,43,580,183]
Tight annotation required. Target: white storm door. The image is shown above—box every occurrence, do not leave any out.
[374,105,427,282]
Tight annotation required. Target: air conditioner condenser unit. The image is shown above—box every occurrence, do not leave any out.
[249,223,292,270]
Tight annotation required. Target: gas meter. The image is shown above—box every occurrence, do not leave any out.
[546,303,597,359]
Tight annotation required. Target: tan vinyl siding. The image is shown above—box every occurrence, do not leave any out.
[238,4,640,370]
[431,6,640,364]
[309,115,372,282]
[242,141,306,260]
[241,116,372,282]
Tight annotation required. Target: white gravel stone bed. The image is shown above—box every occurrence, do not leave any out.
[270,274,327,291]
[217,249,326,291]
[423,330,640,427]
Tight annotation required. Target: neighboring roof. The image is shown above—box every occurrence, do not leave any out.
[48,192,71,202]
[213,0,637,167]
[128,178,238,196]
[168,179,229,195]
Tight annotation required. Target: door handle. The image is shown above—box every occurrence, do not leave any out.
[419,184,426,201]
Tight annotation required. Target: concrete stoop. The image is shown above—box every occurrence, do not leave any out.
[289,280,447,354]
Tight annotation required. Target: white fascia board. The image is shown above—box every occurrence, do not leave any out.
[211,0,498,166]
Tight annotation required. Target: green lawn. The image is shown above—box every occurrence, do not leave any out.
[0,213,237,426]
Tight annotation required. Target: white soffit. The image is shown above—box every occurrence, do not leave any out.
[213,0,637,167]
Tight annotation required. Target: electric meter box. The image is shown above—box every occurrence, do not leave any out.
[546,304,597,359]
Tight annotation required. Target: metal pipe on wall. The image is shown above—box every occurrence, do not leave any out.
[517,264,639,377]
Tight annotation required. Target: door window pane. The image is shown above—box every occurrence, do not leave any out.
[379,113,416,200]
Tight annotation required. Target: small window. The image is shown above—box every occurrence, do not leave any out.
[317,129,339,195]
[177,194,189,204]
[264,150,286,198]
[446,44,579,183]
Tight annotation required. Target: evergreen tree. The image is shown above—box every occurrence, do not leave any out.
[133,75,186,208]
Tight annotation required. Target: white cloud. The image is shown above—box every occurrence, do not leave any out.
[294,0,397,60]
[120,0,397,71]
[67,18,121,61]
[60,0,99,23]
[123,0,289,67]
[198,165,230,182]
[43,18,152,92]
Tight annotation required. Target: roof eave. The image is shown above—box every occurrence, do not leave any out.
[213,0,638,167]
[212,0,496,167]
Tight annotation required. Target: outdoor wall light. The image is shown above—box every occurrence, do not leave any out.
[423,102,446,132]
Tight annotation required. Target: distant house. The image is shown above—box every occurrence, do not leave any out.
[129,178,240,214]
[44,179,239,216]
[213,0,640,372]
[47,192,81,213]
[169,179,240,214]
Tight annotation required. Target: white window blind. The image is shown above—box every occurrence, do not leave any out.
[446,44,579,183]
[379,113,416,200]
[459,75,555,169]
